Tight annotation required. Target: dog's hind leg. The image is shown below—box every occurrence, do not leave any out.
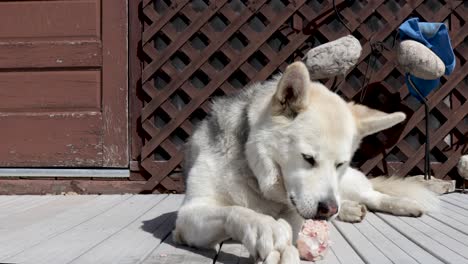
[360,191,424,217]
[339,168,427,220]
[174,200,300,264]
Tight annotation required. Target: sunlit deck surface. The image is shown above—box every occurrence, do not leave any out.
[1,193,468,264]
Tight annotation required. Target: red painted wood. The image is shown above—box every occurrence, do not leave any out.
[101,0,129,167]
[0,71,100,111]
[129,0,143,163]
[0,41,101,68]
[0,1,100,39]
[0,0,128,167]
[0,112,102,167]
[0,179,148,195]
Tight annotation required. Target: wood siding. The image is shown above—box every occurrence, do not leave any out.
[0,0,128,167]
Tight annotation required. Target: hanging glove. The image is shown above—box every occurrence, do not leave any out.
[397,17,456,101]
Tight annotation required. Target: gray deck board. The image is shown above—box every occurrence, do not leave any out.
[215,241,251,264]
[312,246,341,264]
[400,215,468,259]
[365,213,443,264]
[440,195,468,211]
[0,195,97,233]
[214,241,342,264]
[7,195,151,264]
[437,199,468,219]
[2,193,468,263]
[214,239,343,264]
[0,195,35,210]
[328,223,365,264]
[428,211,468,235]
[135,202,182,264]
[418,214,468,247]
[0,195,22,206]
[353,218,419,263]
[0,195,55,218]
[70,195,184,264]
[377,212,468,263]
[446,193,468,203]
[439,199,468,217]
[0,195,130,261]
[334,220,392,264]
[141,230,217,264]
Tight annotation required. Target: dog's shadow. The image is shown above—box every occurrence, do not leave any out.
[141,211,251,263]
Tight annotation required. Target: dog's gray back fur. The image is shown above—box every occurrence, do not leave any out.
[185,88,251,173]
[183,78,283,212]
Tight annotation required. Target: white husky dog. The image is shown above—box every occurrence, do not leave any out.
[174,61,438,263]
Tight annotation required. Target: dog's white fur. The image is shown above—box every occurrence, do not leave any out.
[174,62,438,263]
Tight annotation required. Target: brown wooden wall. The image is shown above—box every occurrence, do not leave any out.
[0,0,131,195]
[0,0,128,167]
[130,0,467,194]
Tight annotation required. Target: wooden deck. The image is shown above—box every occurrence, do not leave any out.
[1,193,468,264]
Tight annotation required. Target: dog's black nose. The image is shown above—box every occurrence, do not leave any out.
[316,199,338,220]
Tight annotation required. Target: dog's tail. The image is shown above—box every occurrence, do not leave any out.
[370,176,440,212]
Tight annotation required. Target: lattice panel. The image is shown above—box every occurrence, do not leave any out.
[135,0,468,193]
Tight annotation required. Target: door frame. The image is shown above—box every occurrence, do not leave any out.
[102,0,129,167]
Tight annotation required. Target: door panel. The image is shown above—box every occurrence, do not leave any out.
[0,0,128,167]
[0,41,101,69]
[0,71,100,111]
[0,1,100,39]
[0,113,102,166]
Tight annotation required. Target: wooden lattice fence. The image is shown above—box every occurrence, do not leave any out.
[130,0,468,193]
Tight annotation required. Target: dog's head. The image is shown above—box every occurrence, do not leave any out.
[251,61,406,220]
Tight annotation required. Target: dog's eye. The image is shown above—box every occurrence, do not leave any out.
[335,162,345,169]
[302,154,316,167]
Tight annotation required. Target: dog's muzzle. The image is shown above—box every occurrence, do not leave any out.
[289,195,338,220]
[314,199,338,220]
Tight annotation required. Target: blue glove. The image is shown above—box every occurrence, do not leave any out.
[399,18,455,101]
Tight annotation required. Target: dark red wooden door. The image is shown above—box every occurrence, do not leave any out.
[0,0,128,167]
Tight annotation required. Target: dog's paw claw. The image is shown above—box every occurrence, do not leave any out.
[256,246,300,264]
[261,250,280,264]
[280,245,300,264]
[245,216,297,263]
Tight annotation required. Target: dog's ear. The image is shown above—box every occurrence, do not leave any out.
[272,62,310,118]
[349,102,406,137]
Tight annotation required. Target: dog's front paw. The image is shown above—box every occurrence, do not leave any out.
[338,200,367,223]
[280,245,300,264]
[257,246,300,264]
[243,216,295,262]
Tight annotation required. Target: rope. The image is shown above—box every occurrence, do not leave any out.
[332,0,352,32]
